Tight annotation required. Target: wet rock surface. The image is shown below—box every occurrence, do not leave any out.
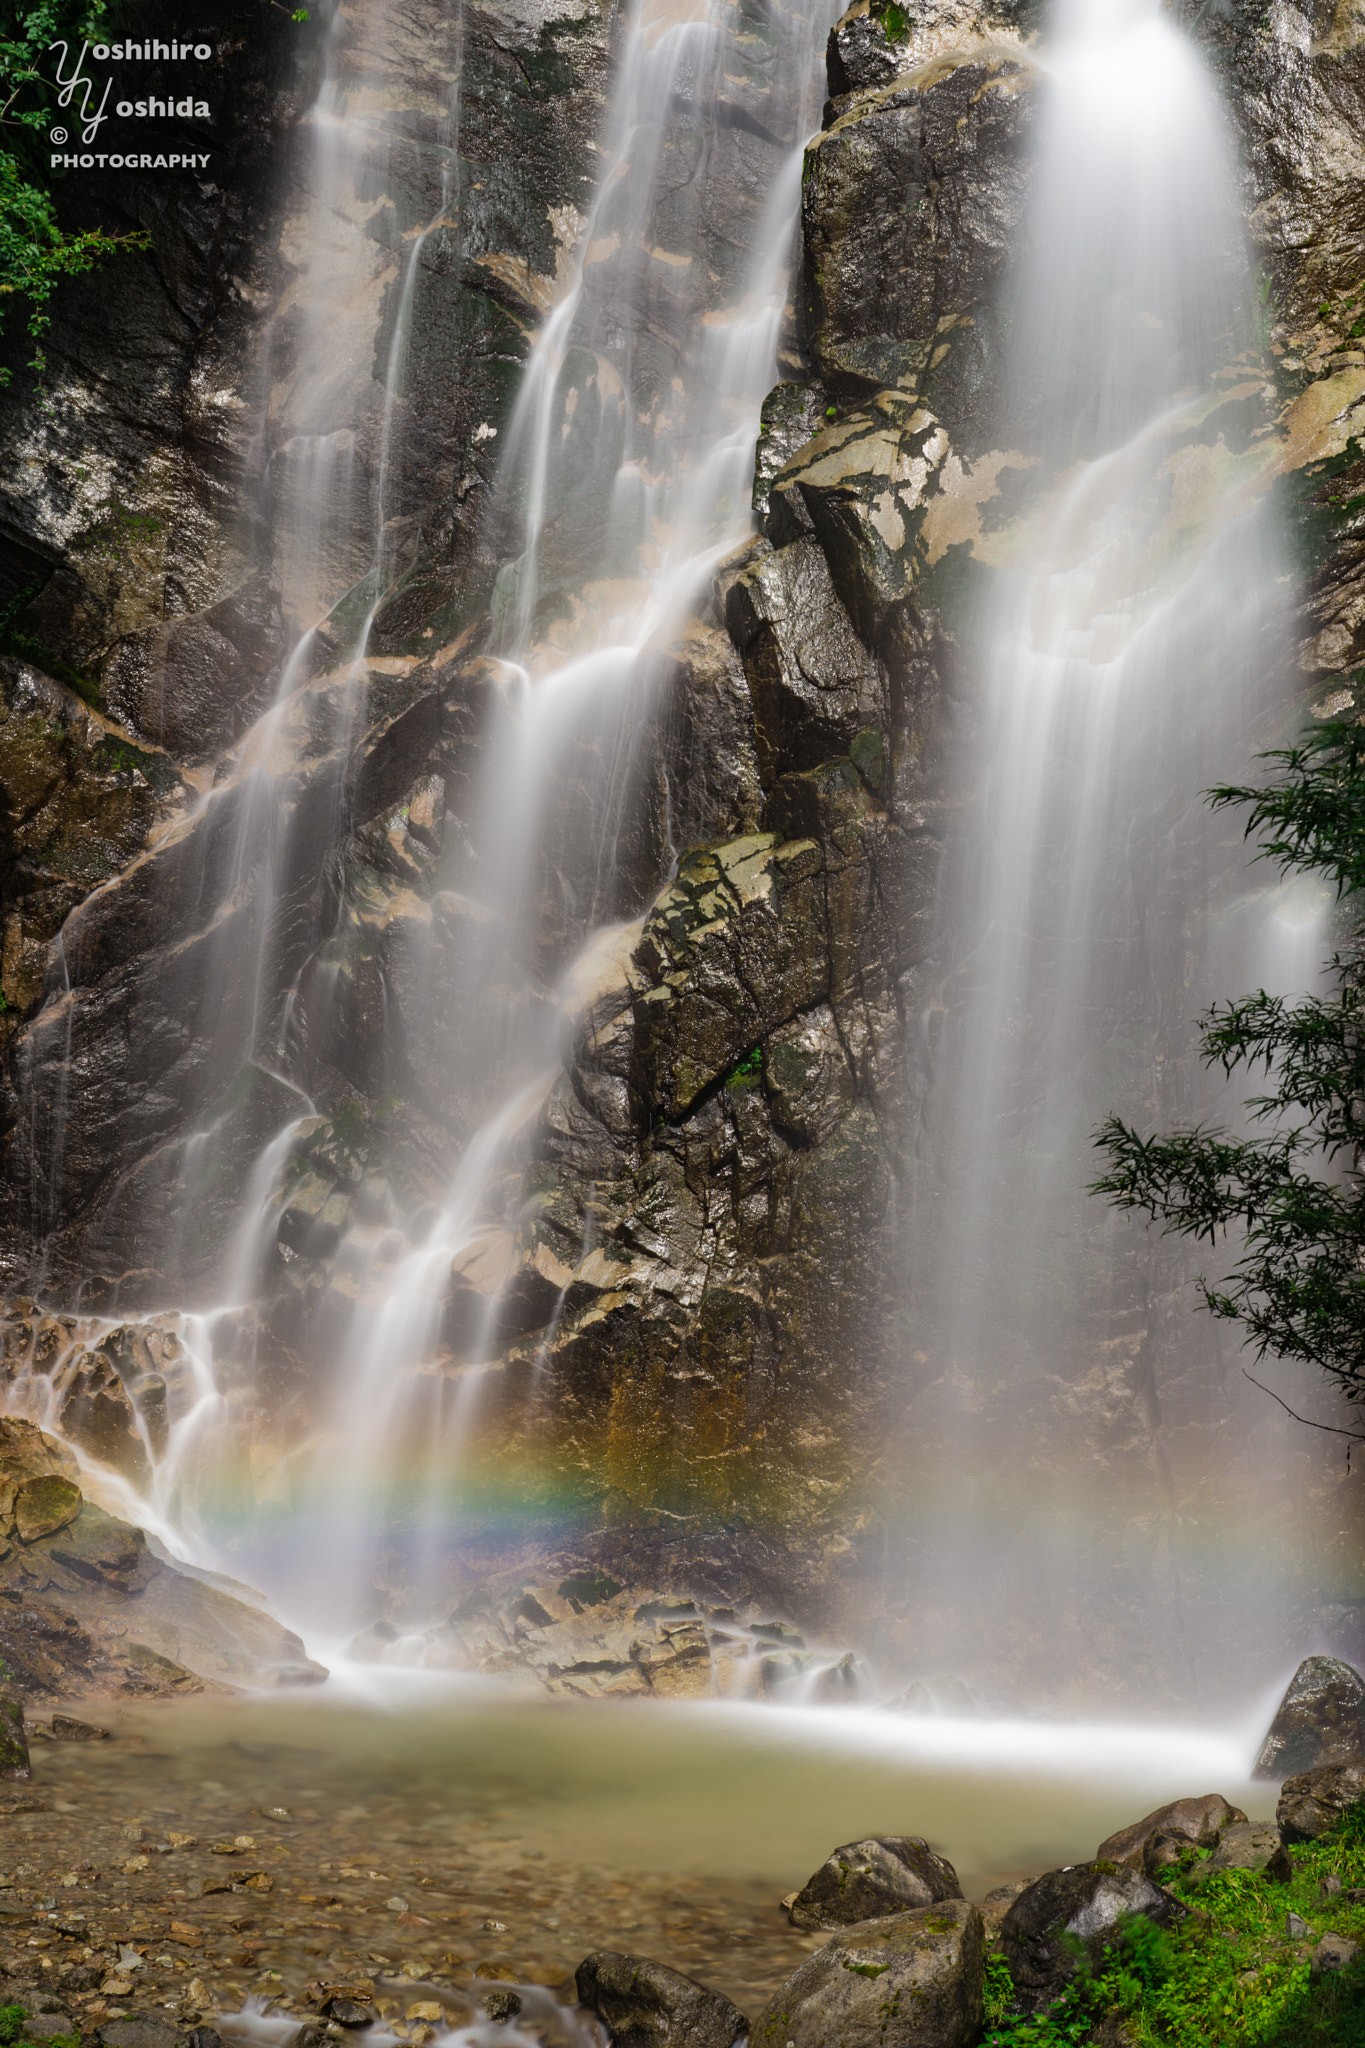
[786,1836,962,1931]
[574,1951,747,2048]
[0,0,1359,1706]
[0,1414,322,1700]
[0,1731,825,2027]
[1254,1658,1365,1780]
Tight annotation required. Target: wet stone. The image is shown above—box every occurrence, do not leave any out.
[99,2021,183,2048]
[0,1701,30,1782]
[788,1836,962,1931]
[51,1716,109,1742]
[480,1991,521,2022]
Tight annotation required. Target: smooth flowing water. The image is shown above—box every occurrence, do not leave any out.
[890,0,1306,1682]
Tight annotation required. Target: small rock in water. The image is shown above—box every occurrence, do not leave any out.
[99,2019,183,2048]
[882,1676,982,1719]
[787,1836,962,1930]
[0,1701,30,1783]
[325,2001,373,2029]
[576,1951,747,2048]
[480,1992,522,2024]
[1253,1657,1365,1778]
[807,1653,860,1701]
[51,1713,110,1741]
[21,2016,76,2041]
[481,1919,507,1932]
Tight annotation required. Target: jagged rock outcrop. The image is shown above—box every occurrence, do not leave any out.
[0,1413,322,1696]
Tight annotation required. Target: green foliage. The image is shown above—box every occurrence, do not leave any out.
[872,0,911,43]
[0,2,151,380]
[985,1802,1365,2046]
[0,2008,26,2047]
[727,1044,763,1087]
[1093,714,1365,1405]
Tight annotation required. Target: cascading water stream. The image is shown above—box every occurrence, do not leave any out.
[11,0,838,1640]
[262,0,839,1637]
[892,0,1303,1675]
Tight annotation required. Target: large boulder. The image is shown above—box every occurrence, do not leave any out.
[574,1951,746,2048]
[1277,1761,1365,1843]
[1001,1864,1185,2016]
[752,1900,984,2048]
[788,1835,962,1930]
[1254,1657,1365,1778]
[1095,1793,1248,1871]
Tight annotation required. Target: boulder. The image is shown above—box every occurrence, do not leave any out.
[788,1835,962,1930]
[1254,1658,1365,1778]
[978,1880,1030,1934]
[1095,1793,1247,1870]
[13,1475,82,1544]
[752,1900,984,2048]
[1001,1864,1185,2016]
[1190,1823,1291,1884]
[574,1952,746,2048]
[1277,1760,1365,1843]
[1311,1932,1360,1979]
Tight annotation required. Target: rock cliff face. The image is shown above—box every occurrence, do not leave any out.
[0,0,1363,1693]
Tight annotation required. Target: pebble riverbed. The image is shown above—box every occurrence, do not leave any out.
[0,1687,1272,2036]
[0,1719,819,2028]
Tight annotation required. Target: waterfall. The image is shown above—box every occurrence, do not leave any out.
[889,0,1301,1687]
[27,0,838,1635]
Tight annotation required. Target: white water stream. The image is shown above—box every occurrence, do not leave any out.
[890,0,1310,1677]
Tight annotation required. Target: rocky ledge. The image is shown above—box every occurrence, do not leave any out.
[0,1419,321,1698]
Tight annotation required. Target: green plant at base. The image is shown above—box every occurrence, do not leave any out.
[0,2009,26,2048]
[984,1801,1365,2046]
